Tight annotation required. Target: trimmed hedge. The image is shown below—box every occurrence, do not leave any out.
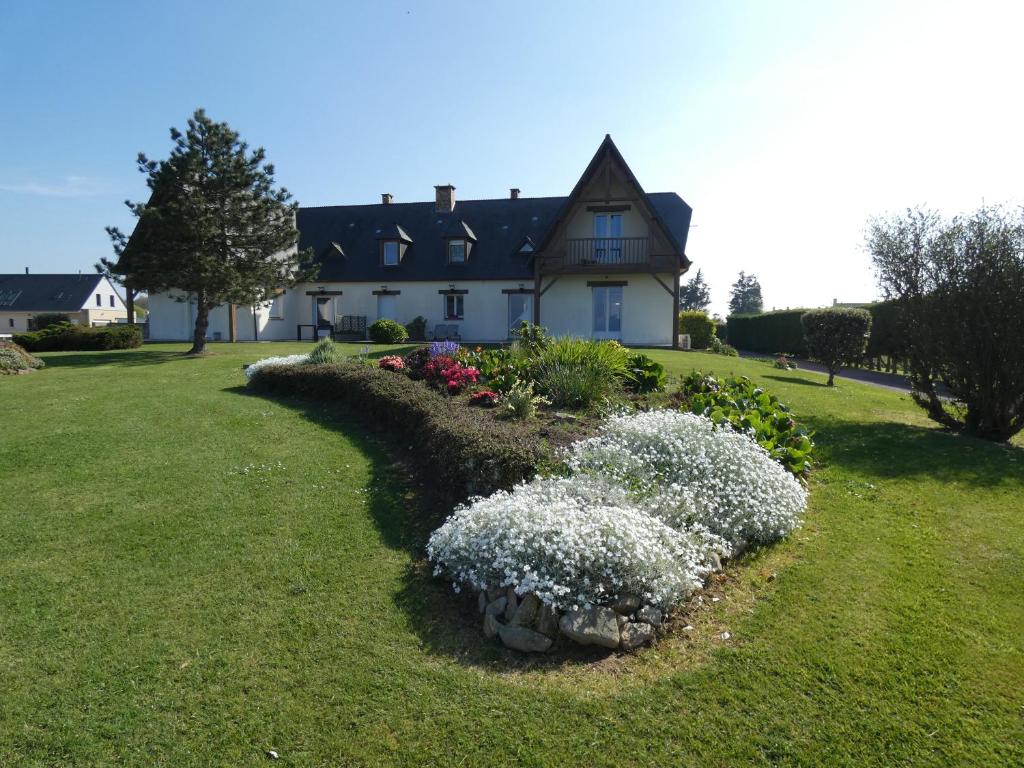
[248,362,546,501]
[801,307,872,386]
[678,311,717,349]
[14,322,143,352]
[726,310,808,355]
[368,318,409,344]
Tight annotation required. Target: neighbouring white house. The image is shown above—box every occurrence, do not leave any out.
[0,272,128,333]
[147,135,693,347]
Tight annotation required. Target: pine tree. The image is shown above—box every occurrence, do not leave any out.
[106,109,315,354]
[679,268,711,312]
[728,271,764,315]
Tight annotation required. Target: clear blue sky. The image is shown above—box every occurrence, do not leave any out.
[2,0,1022,315]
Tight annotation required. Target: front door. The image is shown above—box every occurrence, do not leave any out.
[507,293,533,336]
[592,285,623,339]
[377,294,398,321]
[315,297,334,329]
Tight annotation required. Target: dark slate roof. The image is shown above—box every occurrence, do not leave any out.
[298,192,691,282]
[0,273,104,312]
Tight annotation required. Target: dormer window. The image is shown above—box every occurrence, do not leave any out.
[448,239,467,264]
[382,241,399,266]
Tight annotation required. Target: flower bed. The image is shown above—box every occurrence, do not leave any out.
[428,410,808,653]
[0,341,45,374]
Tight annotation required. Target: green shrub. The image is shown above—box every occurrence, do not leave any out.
[368,318,409,344]
[14,322,142,352]
[864,300,904,371]
[31,313,70,330]
[405,316,427,342]
[726,310,808,355]
[0,341,45,374]
[801,307,872,386]
[624,353,666,393]
[709,337,739,357]
[532,337,630,407]
[248,362,546,501]
[678,311,717,349]
[510,321,551,354]
[676,371,815,476]
[307,337,342,365]
[500,380,549,420]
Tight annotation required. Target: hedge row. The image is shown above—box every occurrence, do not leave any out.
[247,362,548,502]
[727,310,809,355]
[677,311,717,349]
[13,322,143,352]
[727,302,904,362]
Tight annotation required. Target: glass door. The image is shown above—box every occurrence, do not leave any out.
[315,297,334,328]
[507,293,533,336]
[592,285,623,339]
[593,214,623,263]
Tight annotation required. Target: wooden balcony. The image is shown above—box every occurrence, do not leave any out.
[538,237,678,274]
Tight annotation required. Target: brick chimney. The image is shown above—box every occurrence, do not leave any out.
[434,184,455,213]
[510,188,520,200]
[381,193,393,205]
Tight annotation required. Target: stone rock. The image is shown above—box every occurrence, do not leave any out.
[708,552,723,573]
[536,603,560,637]
[510,592,540,627]
[619,621,655,650]
[483,612,501,639]
[498,624,553,653]
[478,591,487,614]
[636,606,663,627]
[558,606,621,649]
[486,586,504,602]
[610,593,642,615]
[615,613,628,627]
[504,589,519,622]
[484,596,507,617]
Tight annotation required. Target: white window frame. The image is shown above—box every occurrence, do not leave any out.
[444,294,464,320]
[592,285,623,339]
[448,239,467,264]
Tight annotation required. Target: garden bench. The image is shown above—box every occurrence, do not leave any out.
[428,324,461,341]
[332,315,368,341]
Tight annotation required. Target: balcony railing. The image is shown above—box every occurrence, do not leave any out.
[564,237,650,267]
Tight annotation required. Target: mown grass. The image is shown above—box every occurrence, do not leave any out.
[1,342,1021,766]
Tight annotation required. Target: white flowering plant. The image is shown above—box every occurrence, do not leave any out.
[428,409,808,612]
[567,410,807,550]
[244,354,310,382]
[427,476,709,610]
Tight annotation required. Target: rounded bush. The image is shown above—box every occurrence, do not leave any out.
[427,476,708,609]
[678,311,717,349]
[369,318,409,344]
[567,410,807,550]
[0,341,45,374]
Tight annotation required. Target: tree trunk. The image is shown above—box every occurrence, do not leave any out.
[189,297,210,355]
[827,367,836,386]
[126,289,135,325]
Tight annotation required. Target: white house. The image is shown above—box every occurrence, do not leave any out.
[0,272,128,333]
[147,136,693,347]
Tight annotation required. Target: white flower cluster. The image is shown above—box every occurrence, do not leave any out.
[567,410,807,549]
[244,354,310,381]
[427,476,709,610]
[428,410,808,611]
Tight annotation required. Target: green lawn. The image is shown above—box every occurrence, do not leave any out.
[1,343,1021,766]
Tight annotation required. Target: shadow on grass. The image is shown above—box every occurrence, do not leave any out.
[811,417,1024,487]
[762,374,830,388]
[38,349,187,368]
[226,384,627,671]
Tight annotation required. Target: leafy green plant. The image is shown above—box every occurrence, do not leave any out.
[31,313,71,330]
[0,341,45,374]
[500,379,549,420]
[801,307,872,386]
[533,337,630,407]
[405,316,427,342]
[709,336,739,356]
[368,318,409,344]
[624,353,666,393]
[678,310,717,349]
[509,321,551,355]
[307,337,342,365]
[676,371,815,476]
[13,322,142,351]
